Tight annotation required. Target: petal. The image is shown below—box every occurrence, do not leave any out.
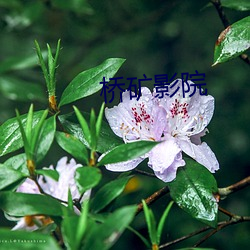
[12,218,38,231]
[179,139,219,173]
[158,79,214,136]
[38,157,82,201]
[105,156,146,172]
[148,138,185,182]
[16,178,40,194]
[105,87,167,142]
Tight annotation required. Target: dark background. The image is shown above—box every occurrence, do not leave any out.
[0,0,249,249]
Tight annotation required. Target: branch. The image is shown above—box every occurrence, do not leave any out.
[136,186,169,215]
[134,169,156,178]
[193,216,250,247]
[211,0,250,66]
[159,216,250,249]
[218,176,250,199]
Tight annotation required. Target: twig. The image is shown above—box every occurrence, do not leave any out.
[210,0,250,66]
[218,206,235,218]
[134,169,156,178]
[218,176,250,198]
[159,216,250,249]
[193,216,250,247]
[136,186,169,215]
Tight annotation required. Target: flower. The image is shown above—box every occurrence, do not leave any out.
[11,157,90,231]
[103,80,219,182]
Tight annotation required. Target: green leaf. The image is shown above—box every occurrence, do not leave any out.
[97,141,158,166]
[62,215,80,250]
[89,108,97,150]
[96,103,105,140]
[0,76,46,102]
[0,228,60,250]
[59,112,123,153]
[4,154,28,175]
[0,51,47,74]
[142,200,157,245]
[0,111,44,157]
[221,0,250,11]
[59,58,126,107]
[91,176,132,213]
[157,201,174,244]
[83,205,137,250]
[168,159,218,227]
[73,106,91,147]
[36,169,59,181]
[0,164,27,190]
[213,16,250,65]
[0,192,65,216]
[52,0,93,14]
[75,167,102,194]
[36,116,56,162]
[62,201,89,250]
[56,131,89,165]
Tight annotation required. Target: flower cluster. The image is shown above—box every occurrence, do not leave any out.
[11,157,89,231]
[104,79,219,182]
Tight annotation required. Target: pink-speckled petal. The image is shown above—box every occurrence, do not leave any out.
[158,79,214,136]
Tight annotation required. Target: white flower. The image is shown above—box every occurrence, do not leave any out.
[12,157,90,231]
[103,80,219,182]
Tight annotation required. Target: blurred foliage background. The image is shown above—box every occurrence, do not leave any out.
[0,0,249,249]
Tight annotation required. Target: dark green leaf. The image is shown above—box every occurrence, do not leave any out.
[36,114,54,162]
[0,228,60,250]
[213,16,250,65]
[59,113,123,153]
[142,200,157,245]
[75,167,102,194]
[168,159,218,227]
[157,201,174,244]
[221,0,250,11]
[62,215,80,250]
[56,131,89,165]
[36,169,59,181]
[59,58,125,106]
[0,164,27,190]
[4,153,28,175]
[0,77,46,102]
[0,111,44,157]
[52,0,93,14]
[91,176,132,213]
[83,205,137,250]
[0,51,47,74]
[97,141,158,166]
[0,192,65,216]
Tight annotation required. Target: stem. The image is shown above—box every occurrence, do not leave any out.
[218,176,250,198]
[136,186,169,215]
[193,216,250,247]
[134,169,156,178]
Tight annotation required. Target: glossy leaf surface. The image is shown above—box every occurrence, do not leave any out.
[0,111,44,157]
[168,159,218,227]
[213,16,250,65]
[0,192,65,216]
[75,167,102,194]
[59,58,125,106]
[91,176,132,213]
[83,206,137,250]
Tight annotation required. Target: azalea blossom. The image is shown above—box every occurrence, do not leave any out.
[11,157,90,231]
[103,79,219,182]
